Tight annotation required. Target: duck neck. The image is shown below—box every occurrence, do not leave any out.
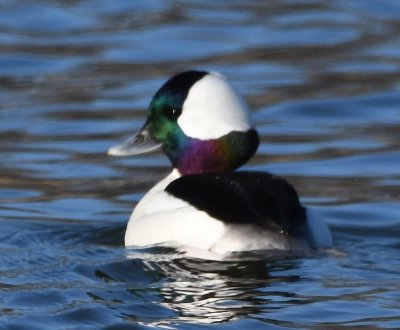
[167,129,259,175]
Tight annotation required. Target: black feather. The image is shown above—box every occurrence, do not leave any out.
[165,171,306,235]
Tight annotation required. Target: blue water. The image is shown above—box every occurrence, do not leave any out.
[1,1,400,329]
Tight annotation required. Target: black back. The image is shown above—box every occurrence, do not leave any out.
[165,171,306,235]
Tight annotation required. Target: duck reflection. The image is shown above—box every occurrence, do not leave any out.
[125,248,303,325]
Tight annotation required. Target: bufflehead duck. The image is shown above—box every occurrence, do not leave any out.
[109,70,332,254]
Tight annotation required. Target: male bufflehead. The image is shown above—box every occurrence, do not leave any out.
[109,71,332,254]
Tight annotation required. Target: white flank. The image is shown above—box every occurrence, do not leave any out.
[177,72,252,139]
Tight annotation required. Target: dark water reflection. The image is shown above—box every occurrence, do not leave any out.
[1,0,400,329]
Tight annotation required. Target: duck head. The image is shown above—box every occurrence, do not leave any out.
[108,71,259,175]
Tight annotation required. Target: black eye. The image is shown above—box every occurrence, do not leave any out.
[167,107,182,120]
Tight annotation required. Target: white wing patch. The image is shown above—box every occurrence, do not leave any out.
[177,72,252,139]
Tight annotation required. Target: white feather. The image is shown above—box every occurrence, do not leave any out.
[177,72,252,139]
[129,169,180,222]
[125,207,226,249]
[125,170,225,249]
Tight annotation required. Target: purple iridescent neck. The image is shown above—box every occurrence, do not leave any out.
[166,129,259,175]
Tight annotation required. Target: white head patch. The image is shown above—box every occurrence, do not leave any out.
[177,72,252,139]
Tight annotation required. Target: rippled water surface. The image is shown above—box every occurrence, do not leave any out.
[1,1,400,329]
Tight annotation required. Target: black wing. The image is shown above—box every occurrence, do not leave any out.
[165,171,306,235]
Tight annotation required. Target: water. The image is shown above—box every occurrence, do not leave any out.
[1,1,400,329]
